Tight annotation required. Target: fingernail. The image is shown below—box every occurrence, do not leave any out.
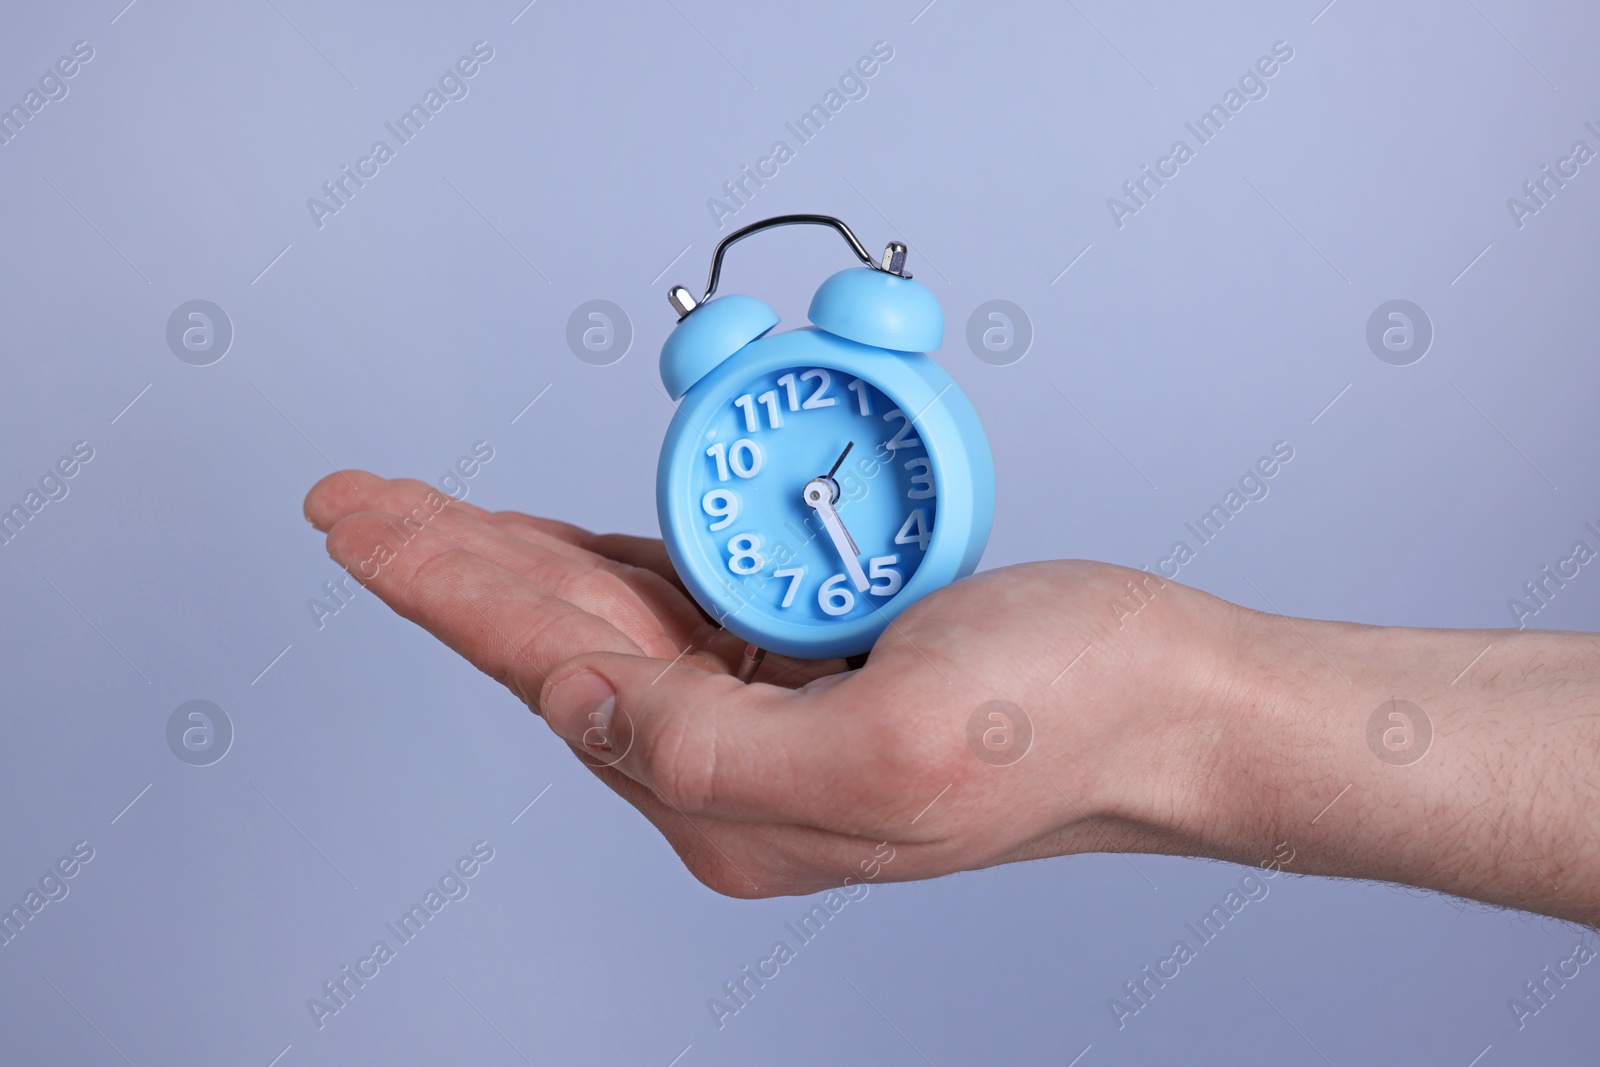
[546,671,616,751]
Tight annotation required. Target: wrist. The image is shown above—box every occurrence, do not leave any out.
[1137,592,1291,866]
[1173,601,1340,868]
[1049,577,1272,864]
[1181,605,1600,921]
[1078,588,1380,872]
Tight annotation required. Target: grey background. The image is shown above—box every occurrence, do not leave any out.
[2,0,1597,1063]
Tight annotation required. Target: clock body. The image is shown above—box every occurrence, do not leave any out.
[657,325,993,660]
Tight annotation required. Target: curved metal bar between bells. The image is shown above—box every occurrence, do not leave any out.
[701,214,877,303]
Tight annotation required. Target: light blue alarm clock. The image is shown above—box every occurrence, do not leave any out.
[657,215,994,669]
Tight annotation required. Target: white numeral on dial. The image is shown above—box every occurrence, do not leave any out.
[734,392,784,431]
[847,377,871,416]
[758,390,783,428]
[702,489,739,531]
[895,508,931,552]
[773,567,805,608]
[776,373,801,412]
[707,439,763,481]
[727,533,764,575]
[733,394,758,433]
[867,555,903,596]
[819,573,855,616]
[800,368,836,409]
[882,409,921,452]
[905,457,935,499]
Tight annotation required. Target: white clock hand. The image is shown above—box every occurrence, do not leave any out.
[803,476,870,593]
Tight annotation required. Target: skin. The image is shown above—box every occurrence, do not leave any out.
[305,470,1600,924]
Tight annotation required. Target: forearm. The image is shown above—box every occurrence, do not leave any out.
[1188,605,1600,923]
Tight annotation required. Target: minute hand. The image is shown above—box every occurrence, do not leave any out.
[803,478,870,593]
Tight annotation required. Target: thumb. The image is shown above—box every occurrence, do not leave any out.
[540,652,854,824]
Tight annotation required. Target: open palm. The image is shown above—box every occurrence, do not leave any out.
[305,469,843,693]
[305,470,1212,897]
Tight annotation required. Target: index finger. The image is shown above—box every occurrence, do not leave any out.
[326,509,643,701]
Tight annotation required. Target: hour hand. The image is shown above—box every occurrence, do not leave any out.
[803,477,869,593]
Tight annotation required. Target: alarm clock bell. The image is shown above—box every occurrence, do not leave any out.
[659,214,943,401]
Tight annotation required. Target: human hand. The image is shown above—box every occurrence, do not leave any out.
[303,471,1230,898]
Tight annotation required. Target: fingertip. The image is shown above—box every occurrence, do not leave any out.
[322,508,404,576]
[542,669,617,747]
[304,469,384,530]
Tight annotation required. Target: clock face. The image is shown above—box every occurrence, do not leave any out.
[685,363,938,633]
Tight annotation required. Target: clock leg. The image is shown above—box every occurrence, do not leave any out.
[735,643,767,684]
